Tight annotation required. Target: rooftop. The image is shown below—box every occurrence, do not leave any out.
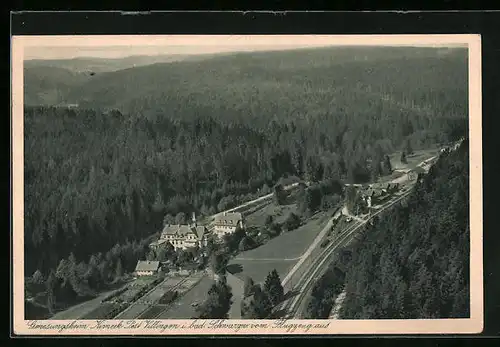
[214,212,243,226]
[135,260,160,272]
[412,166,427,174]
[161,223,208,239]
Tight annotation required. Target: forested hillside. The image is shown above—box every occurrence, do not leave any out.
[24,54,214,106]
[62,46,468,147]
[339,140,470,319]
[24,46,468,313]
[23,66,91,105]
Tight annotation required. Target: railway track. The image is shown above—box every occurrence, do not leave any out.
[114,276,191,319]
[146,276,194,319]
[279,188,414,318]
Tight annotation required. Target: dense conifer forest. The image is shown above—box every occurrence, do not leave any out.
[23,46,468,314]
[338,140,470,319]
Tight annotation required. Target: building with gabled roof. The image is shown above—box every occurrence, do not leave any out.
[150,213,210,251]
[213,212,244,238]
[408,166,427,180]
[134,260,161,276]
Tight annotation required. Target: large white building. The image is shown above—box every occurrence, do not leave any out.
[212,212,244,239]
[150,214,209,251]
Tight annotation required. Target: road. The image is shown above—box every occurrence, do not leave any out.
[211,182,299,221]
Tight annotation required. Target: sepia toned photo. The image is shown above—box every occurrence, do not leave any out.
[12,34,483,335]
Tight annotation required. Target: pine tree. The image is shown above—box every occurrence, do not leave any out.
[253,285,273,318]
[243,276,255,297]
[115,258,123,280]
[45,270,57,314]
[196,277,233,318]
[175,212,186,225]
[400,151,407,164]
[264,269,284,307]
[163,213,174,226]
[405,138,414,155]
[32,269,44,285]
[383,155,392,175]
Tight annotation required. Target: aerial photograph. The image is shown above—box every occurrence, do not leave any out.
[23,38,470,321]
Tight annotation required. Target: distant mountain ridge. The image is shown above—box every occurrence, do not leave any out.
[24,53,223,106]
[24,53,214,73]
[24,46,468,122]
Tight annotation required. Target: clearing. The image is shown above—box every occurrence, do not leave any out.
[229,210,333,284]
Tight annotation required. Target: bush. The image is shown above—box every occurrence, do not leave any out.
[158,290,178,305]
[284,212,301,231]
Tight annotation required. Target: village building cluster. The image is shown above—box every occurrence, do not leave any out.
[360,182,400,207]
[135,211,245,276]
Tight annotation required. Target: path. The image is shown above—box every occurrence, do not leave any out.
[212,183,299,220]
[50,288,118,320]
[226,272,244,319]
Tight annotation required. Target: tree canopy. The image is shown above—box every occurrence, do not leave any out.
[340,140,470,319]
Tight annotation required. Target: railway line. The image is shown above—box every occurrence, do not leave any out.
[278,187,414,318]
[113,275,192,319]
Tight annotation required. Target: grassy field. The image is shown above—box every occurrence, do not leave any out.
[240,211,331,260]
[245,202,298,227]
[229,210,333,284]
[229,259,297,285]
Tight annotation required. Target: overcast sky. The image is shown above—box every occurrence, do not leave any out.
[21,35,468,60]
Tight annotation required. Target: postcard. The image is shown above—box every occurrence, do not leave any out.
[12,34,483,335]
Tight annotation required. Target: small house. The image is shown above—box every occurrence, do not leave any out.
[213,212,244,238]
[407,166,426,181]
[135,260,161,276]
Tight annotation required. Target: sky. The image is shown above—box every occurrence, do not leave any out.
[20,35,469,60]
[24,44,331,60]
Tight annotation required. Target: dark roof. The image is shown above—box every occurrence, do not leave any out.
[193,225,208,239]
[412,166,426,174]
[371,183,389,190]
[149,239,168,247]
[161,224,207,240]
[135,260,160,272]
[214,212,242,226]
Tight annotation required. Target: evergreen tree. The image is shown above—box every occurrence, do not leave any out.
[273,184,286,205]
[45,270,57,314]
[146,249,156,261]
[175,212,186,225]
[264,269,285,307]
[115,258,123,280]
[31,269,44,285]
[243,276,255,298]
[210,252,228,276]
[163,213,175,226]
[405,138,414,155]
[265,215,274,227]
[196,277,233,319]
[383,155,393,175]
[400,151,407,164]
